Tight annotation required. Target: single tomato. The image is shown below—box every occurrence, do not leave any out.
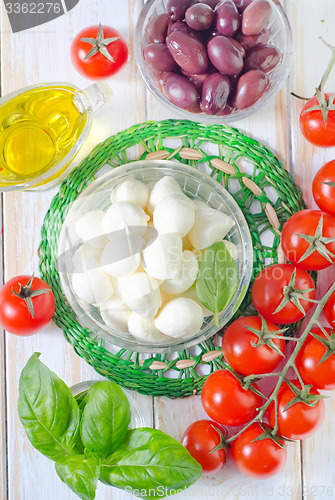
[232,423,287,479]
[299,91,335,147]
[324,286,335,328]
[221,316,285,376]
[0,275,55,335]
[71,23,128,79]
[296,326,335,390]
[281,209,335,270]
[266,380,325,440]
[312,160,335,216]
[181,420,227,475]
[251,264,315,324]
[201,369,263,427]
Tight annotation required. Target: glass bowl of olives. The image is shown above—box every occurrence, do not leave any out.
[135,0,292,122]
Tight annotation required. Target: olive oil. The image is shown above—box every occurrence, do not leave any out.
[0,85,87,185]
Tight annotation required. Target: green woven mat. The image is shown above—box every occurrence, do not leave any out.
[38,119,306,398]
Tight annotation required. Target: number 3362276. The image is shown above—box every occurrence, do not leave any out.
[5,3,62,14]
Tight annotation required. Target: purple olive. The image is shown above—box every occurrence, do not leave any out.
[144,43,179,72]
[200,73,231,114]
[207,35,244,75]
[236,28,270,51]
[231,0,253,12]
[146,14,170,43]
[185,3,215,31]
[167,20,193,36]
[201,0,221,7]
[182,66,216,92]
[166,31,209,74]
[217,103,235,115]
[242,0,272,36]
[162,72,199,108]
[167,0,196,20]
[244,44,281,72]
[215,0,241,37]
[227,36,246,57]
[233,69,269,109]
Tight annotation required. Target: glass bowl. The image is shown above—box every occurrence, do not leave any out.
[134,0,292,123]
[0,81,112,191]
[57,160,253,353]
[70,380,146,428]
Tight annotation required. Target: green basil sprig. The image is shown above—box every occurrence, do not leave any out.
[100,428,202,498]
[196,241,238,326]
[17,352,80,461]
[18,354,201,500]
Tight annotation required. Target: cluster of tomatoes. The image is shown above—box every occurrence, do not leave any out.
[182,158,335,479]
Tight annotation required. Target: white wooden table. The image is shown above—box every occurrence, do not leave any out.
[1,1,335,499]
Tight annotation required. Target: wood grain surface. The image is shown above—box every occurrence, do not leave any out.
[1,0,335,499]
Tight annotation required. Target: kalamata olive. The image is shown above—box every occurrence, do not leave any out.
[242,0,272,36]
[244,44,281,72]
[227,36,246,57]
[162,72,199,108]
[146,14,170,43]
[182,66,216,92]
[167,0,196,20]
[217,103,235,115]
[150,68,169,91]
[236,28,270,51]
[215,0,241,37]
[231,0,253,12]
[207,35,244,75]
[200,73,231,114]
[233,69,269,109]
[166,31,209,74]
[144,43,179,72]
[186,101,202,113]
[185,3,215,31]
[202,0,221,7]
[167,20,192,36]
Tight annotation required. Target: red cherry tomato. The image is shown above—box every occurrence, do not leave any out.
[201,369,263,427]
[281,209,335,270]
[296,326,335,390]
[300,92,335,147]
[312,160,335,217]
[71,24,128,79]
[221,316,285,376]
[0,275,55,335]
[181,420,227,475]
[266,380,325,440]
[232,423,287,479]
[251,264,315,324]
[324,286,335,329]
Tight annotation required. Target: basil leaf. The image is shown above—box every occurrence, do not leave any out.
[17,353,80,461]
[196,241,238,325]
[100,428,202,499]
[80,381,131,458]
[55,454,101,500]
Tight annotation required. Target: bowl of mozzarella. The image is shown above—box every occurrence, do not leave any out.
[57,160,253,353]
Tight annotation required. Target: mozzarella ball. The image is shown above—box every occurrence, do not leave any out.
[148,176,182,213]
[154,297,204,338]
[100,297,131,333]
[74,210,107,248]
[188,206,235,250]
[100,239,142,277]
[128,312,170,342]
[111,178,149,209]
[142,233,183,280]
[222,240,238,260]
[161,250,198,295]
[181,284,213,317]
[72,243,102,272]
[153,193,195,237]
[118,272,160,319]
[71,257,114,304]
[102,202,149,238]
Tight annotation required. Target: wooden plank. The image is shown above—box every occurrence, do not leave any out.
[0,0,153,499]
[286,0,335,497]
